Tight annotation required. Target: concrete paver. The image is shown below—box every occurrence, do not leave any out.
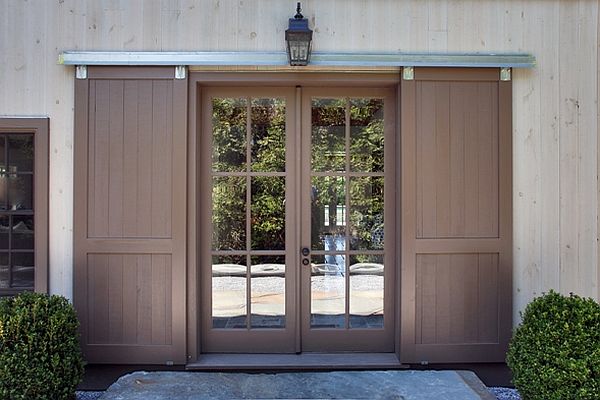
[99,370,495,400]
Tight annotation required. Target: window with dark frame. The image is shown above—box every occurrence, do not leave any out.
[0,118,48,296]
[0,134,35,293]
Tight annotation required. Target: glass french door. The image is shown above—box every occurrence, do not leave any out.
[200,86,394,353]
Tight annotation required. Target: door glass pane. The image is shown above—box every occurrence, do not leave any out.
[350,98,384,172]
[8,135,34,173]
[311,176,346,251]
[212,177,246,251]
[350,177,384,250]
[250,255,286,328]
[349,254,384,329]
[311,98,346,172]
[251,98,286,172]
[251,176,285,250]
[212,98,247,172]
[212,255,247,329]
[310,254,346,328]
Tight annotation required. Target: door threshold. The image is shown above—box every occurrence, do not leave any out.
[186,353,408,371]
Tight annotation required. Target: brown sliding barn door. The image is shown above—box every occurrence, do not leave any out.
[74,67,187,364]
[400,68,512,363]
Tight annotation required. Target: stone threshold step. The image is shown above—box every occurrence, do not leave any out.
[99,370,495,400]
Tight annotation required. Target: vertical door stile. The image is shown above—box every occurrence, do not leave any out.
[295,86,302,354]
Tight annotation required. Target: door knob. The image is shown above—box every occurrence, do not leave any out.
[301,247,310,256]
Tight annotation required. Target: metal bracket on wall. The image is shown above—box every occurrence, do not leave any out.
[500,67,511,81]
[402,66,414,80]
[175,65,187,80]
[75,65,87,80]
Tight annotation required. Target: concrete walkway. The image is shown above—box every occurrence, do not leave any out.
[99,370,496,400]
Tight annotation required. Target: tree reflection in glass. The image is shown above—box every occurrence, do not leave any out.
[212,98,247,172]
[212,177,246,251]
[251,98,286,172]
[350,98,384,172]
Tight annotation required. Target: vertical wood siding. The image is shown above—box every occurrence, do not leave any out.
[0,0,598,325]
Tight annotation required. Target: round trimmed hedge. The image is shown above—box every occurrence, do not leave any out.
[506,290,600,400]
[0,292,85,400]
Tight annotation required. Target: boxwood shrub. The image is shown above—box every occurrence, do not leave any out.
[0,292,84,400]
[506,290,600,400]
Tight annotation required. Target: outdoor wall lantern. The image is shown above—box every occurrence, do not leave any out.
[285,2,313,66]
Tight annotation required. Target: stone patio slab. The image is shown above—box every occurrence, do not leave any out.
[99,370,496,400]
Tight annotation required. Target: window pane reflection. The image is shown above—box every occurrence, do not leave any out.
[212,255,247,329]
[8,135,34,173]
[250,255,285,329]
[8,174,33,211]
[11,252,34,288]
[12,216,34,250]
[349,254,384,329]
[311,176,346,251]
[212,177,246,251]
[251,98,286,172]
[310,254,346,329]
[350,98,384,172]
[350,177,384,250]
[251,176,285,250]
[212,98,247,172]
[0,253,8,289]
[0,216,8,249]
[311,98,346,172]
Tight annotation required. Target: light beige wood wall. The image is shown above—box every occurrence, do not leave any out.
[0,0,598,323]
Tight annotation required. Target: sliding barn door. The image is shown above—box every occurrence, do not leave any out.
[400,68,512,363]
[74,67,187,364]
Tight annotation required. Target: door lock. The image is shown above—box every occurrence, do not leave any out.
[301,247,310,256]
[302,258,310,266]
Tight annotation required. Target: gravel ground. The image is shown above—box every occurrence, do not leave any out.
[489,387,521,400]
[76,392,104,400]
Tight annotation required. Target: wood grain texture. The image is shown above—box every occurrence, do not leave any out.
[73,68,187,364]
[0,0,597,323]
[402,70,511,363]
[416,254,499,345]
[86,253,172,346]
[87,79,173,239]
[416,81,499,239]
